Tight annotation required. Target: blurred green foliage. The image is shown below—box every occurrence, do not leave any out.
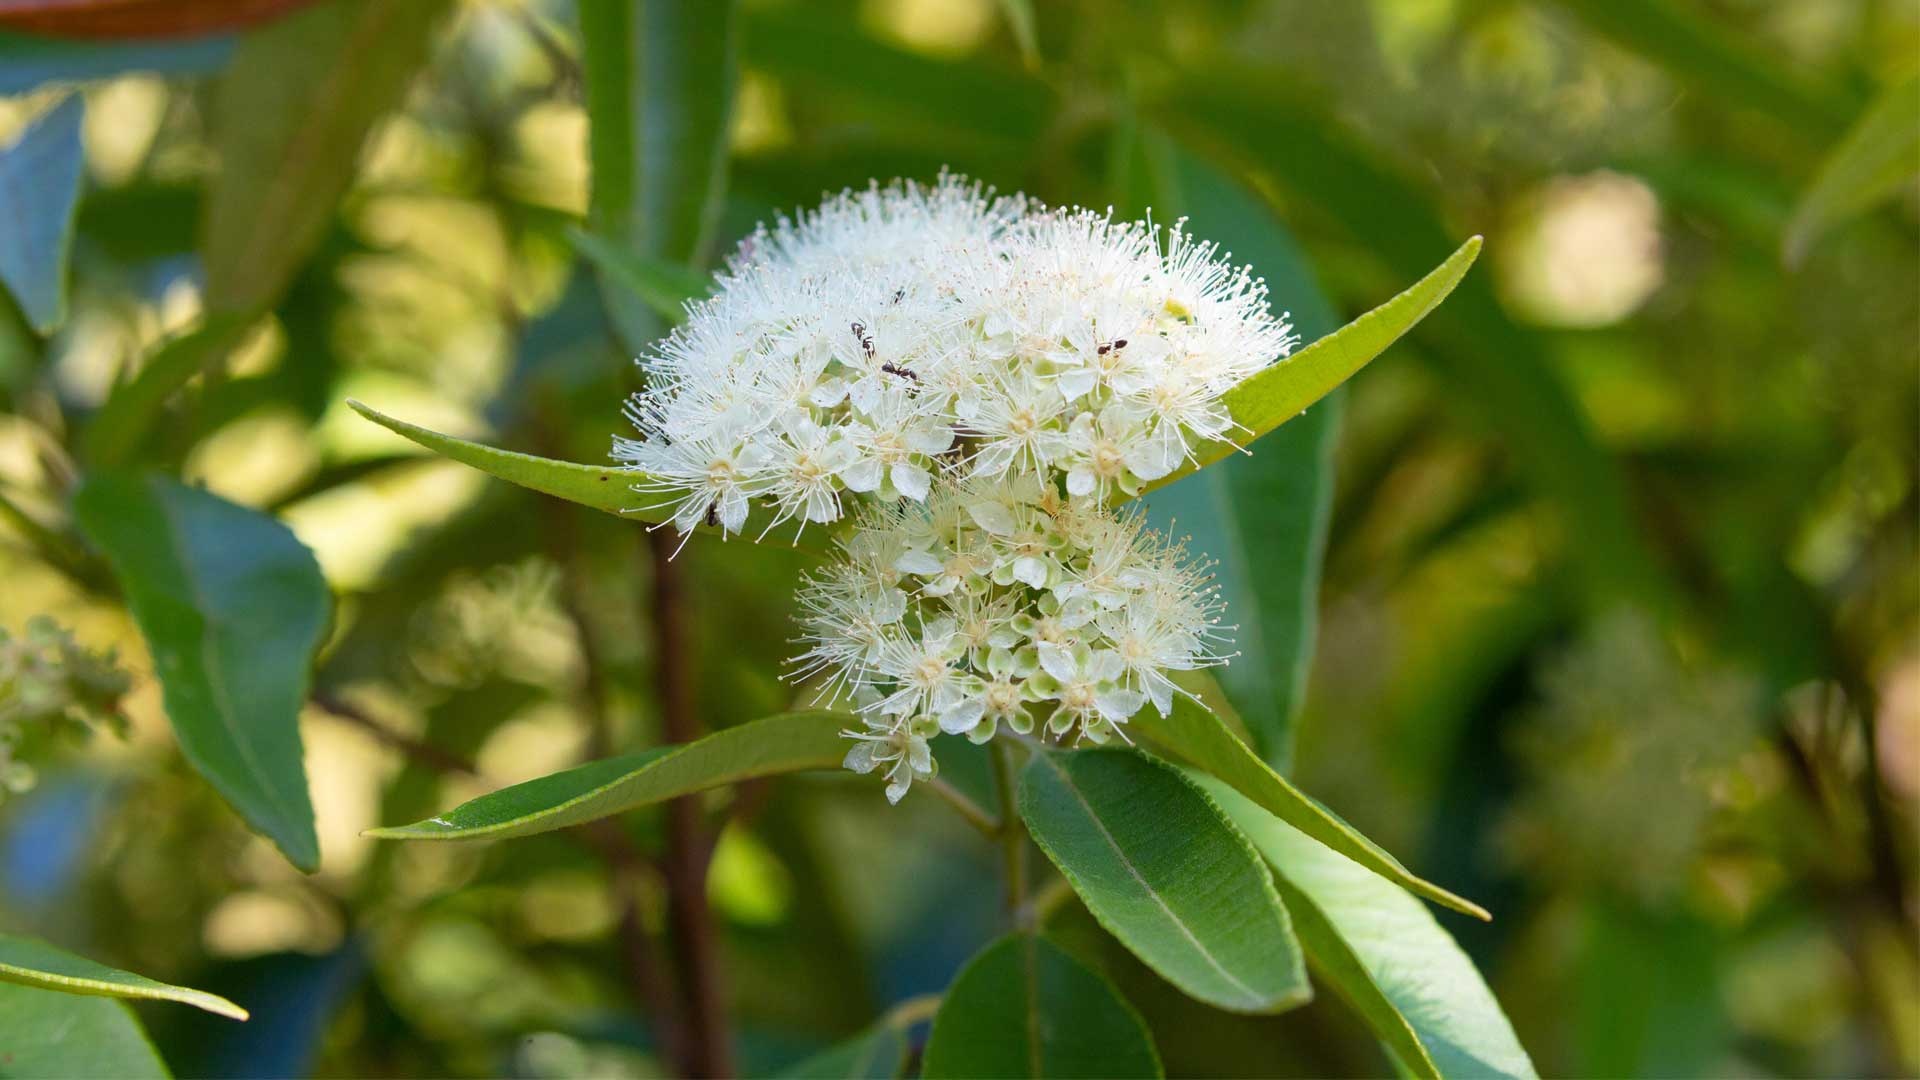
[0,0,1913,1076]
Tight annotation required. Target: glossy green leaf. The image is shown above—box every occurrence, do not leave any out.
[922,933,1161,1079]
[0,934,246,1021]
[581,0,737,352]
[73,472,324,871]
[1135,236,1479,497]
[1017,748,1309,1013]
[1130,686,1489,922]
[83,313,260,467]
[0,983,169,1078]
[1200,780,1536,1079]
[348,398,659,520]
[0,95,84,333]
[1785,73,1920,265]
[201,0,448,313]
[567,227,712,328]
[1137,140,1341,774]
[368,710,849,841]
[1550,0,1855,140]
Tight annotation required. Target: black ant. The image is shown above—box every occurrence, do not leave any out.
[891,288,905,304]
[1096,338,1129,356]
[851,322,876,358]
[703,501,720,528]
[880,361,920,382]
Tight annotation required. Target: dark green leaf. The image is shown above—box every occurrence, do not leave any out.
[922,933,1161,1079]
[581,0,738,351]
[1130,684,1489,921]
[73,472,325,871]
[1201,780,1536,1079]
[1139,141,1341,773]
[368,710,849,841]
[0,982,169,1078]
[83,313,260,467]
[0,934,246,1021]
[201,0,448,313]
[0,95,84,333]
[1133,236,1479,498]
[1785,73,1920,265]
[1017,748,1309,1013]
[566,227,712,328]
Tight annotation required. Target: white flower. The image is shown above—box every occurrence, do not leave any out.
[792,479,1232,801]
[616,175,1298,542]
[841,715,938,804]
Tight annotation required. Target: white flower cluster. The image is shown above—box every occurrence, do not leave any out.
[794,478,1230,802]
[615,176,1292,802]
[615,175,1298,542]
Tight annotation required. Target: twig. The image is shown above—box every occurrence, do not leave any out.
[311,692,477,777]
[924,777,1000,837]
[647,529,734,1079]
[990,741,1028,928]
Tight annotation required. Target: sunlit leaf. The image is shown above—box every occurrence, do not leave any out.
[922,933,1161,1079]
[1785,73,1920,265]
[0,983,169,1078]
[1017,748,1309,1013]
[581,0,737,351]
[201,0,448,313]
[0,94,83,333]
[1133,237,1479,497]
[1201,780,1536,1079]
[1130,684,1490,922]
[368,710,849,841]
[1137,139,1342,773]
[73,472,324,871]
[0,934,246,1021]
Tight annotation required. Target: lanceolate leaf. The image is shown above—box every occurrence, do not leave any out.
[581,0,737,352]
[1139,140,1342,774]
[567,227,711,328]
[922,933,1161,1079]
[348,399,658,520]
[0,94,84,333]
[1129,688,1489,922]
[1201,780,1537,1079]
[1132,237,1479,498]
[1784,73,1920,266]
[73,472,324,871]
[0,934,246,1021]
[0,983,169,1079]
[368,710,849,841]
[201,0,448,313]
[1017,748,1309,1014]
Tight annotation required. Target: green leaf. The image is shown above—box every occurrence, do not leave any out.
[922,933,1161,1079]
[1550,0,1856,141]
[1016,748,1309,1014]
[0,95,84,333]
[0,982,169,1078]
[581,0,738,352]
[368,710,849,841]
[566,227,712,328]
[1785,73,1920,265]
[1135,236,1479,497]
[73,472,325,872]
[200,0,449,313]
[1137,140,1342,773]
[83,313,261,467]
[347,398,659,518]
[0,934,246,1021]
[1199,780,1536,1079]
[1129,686,1489,922]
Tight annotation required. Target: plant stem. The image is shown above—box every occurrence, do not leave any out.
[990,740,1028,928]
[925,777,1000,837]
[647,530,734,1079]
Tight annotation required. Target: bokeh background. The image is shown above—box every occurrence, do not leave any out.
[0,0,1915,1076]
